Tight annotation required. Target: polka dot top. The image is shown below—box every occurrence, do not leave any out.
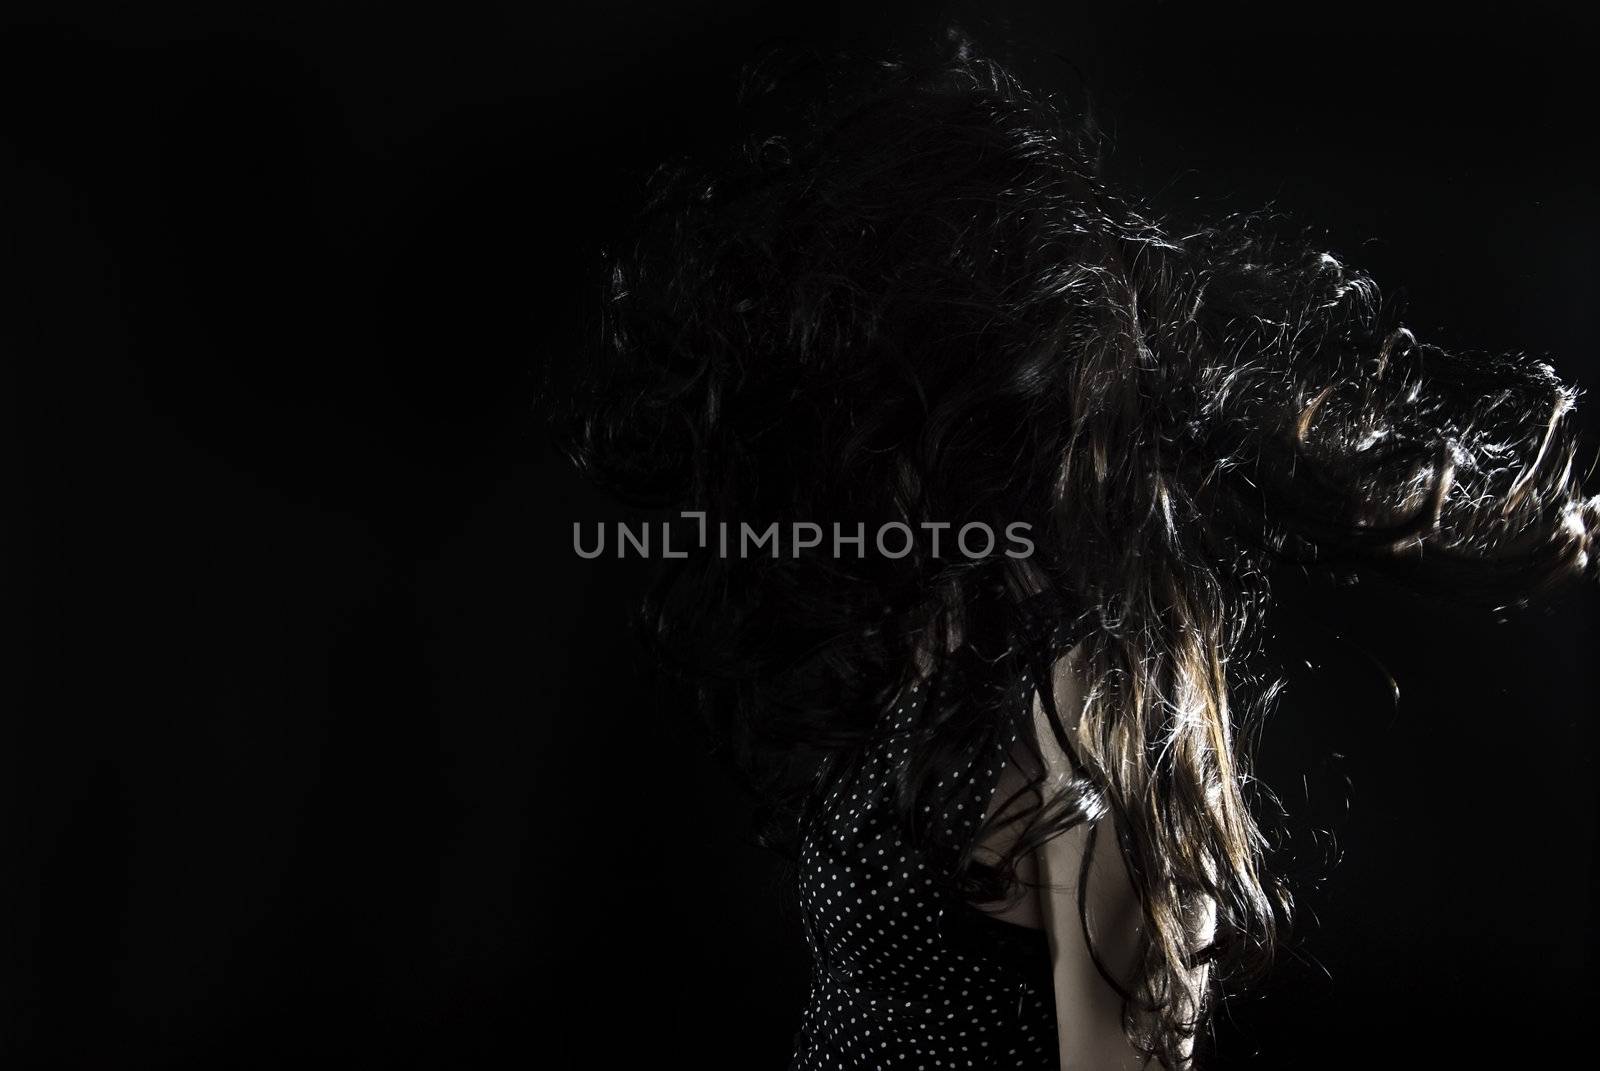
[789,594,1089,1071]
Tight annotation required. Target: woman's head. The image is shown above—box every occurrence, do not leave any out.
[561,32,1597,1066]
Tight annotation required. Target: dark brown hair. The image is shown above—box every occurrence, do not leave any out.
[561,35,1598,1067]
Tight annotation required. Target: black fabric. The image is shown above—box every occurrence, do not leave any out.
[789,592,1094,1069]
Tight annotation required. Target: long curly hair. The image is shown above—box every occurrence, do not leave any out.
[557,32,1598,1068]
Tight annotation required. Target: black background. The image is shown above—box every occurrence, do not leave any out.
[3,2,1596,1067]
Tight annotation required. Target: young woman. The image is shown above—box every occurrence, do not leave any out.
[562,37,1597,1069]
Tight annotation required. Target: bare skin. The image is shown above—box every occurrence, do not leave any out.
[918,583,1206,1068]
[966,646,1156,1070]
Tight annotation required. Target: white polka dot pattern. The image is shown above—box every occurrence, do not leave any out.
[788,663,1063,1071]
